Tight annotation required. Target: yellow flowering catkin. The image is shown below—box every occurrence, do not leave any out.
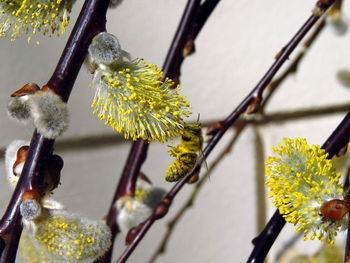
[265,138,346,244]
[91,59,191,142]
[0,0,74,41]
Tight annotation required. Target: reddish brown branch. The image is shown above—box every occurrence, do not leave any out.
[115,1,335,262]
[0,0,110,262]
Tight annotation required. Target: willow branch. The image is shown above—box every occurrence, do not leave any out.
[148,13,329,261]
[0,0,109,262]
[248,112,350,262]
[115,1,335,262]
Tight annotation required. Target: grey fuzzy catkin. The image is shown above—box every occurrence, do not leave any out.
[7,97,31,123]
[88,32,122,65]
[29,90,69,139]
[20,200,42,221]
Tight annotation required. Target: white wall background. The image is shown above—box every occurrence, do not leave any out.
[0,0,350,262]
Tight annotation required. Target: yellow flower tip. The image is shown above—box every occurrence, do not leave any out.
[0,0,74,41]
[91,58,191,143]
[265,138,346,243]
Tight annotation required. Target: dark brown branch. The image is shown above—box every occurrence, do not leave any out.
[192,0,220,39]
[166,0,221,84]
[115,1,335,262]
[162,0,202,81]
[0,0,109,262]
[248,112,350,262]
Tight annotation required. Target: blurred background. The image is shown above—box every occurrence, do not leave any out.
[1,0,350,262]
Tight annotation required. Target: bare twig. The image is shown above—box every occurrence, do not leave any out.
[0,0,110,262]
[261,18,326,110]
[148,13,329,262]
[115,1,336,262]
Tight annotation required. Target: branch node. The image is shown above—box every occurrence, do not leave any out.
[183,37,195,57]
[187,172,199,184]
[154,198,172,219]
[247,97,262,114]
[125,225,142,245]
[337,143,348,157]
[206,121,225,136]
[21,190,41,201]
[313,0,335,17]
[11,83,40,97]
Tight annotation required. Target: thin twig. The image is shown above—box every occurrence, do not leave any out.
[248,111,350,262]
[115,1,335,262]
[261,18,326,110]
[254,103,350,125]
[0,0,110,262]
[148,13,329,262]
